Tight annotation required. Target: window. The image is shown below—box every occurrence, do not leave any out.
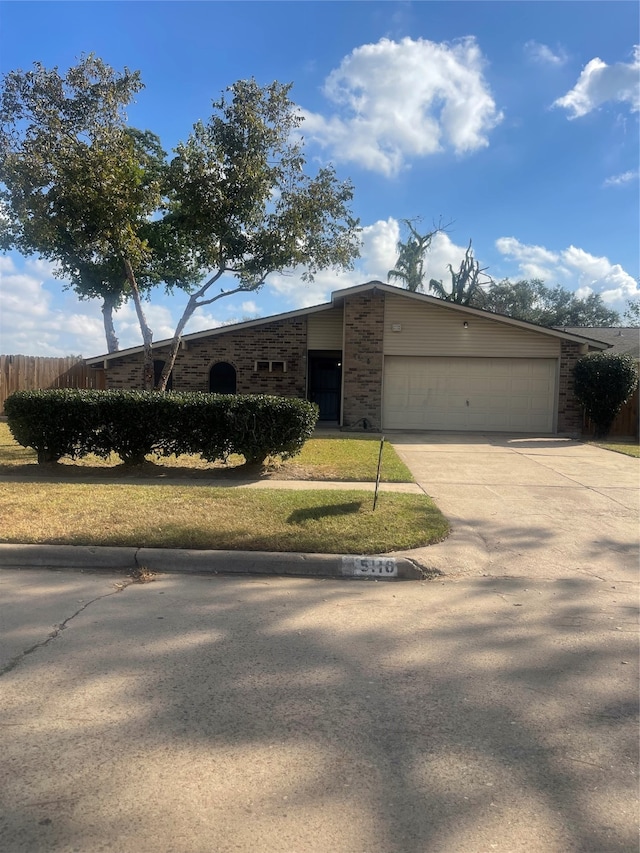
[253,360,287,373]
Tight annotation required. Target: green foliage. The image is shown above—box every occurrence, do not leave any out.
[479,279,621,326]
[1,60,360,384]
[0,55,169,365]
[4,389,98,463]
[224,395,320,464]
[0,56,164,296]
[90,391,174,464]
[573,353,638,439]
[4,390,319,466]
[623,298,640,327]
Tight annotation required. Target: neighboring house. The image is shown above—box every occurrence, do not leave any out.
[86,282,610,435]
[561,327,640,438]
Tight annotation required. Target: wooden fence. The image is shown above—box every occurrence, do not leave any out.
[0,355,105,414]
[582,386,639,440]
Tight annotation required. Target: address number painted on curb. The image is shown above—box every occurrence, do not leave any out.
[342,556,398,577]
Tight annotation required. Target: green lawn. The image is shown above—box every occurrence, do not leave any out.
[0,482,449,553]
[0,422,448,553]
[591,440,640,459]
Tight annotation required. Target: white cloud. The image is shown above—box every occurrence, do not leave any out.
[112,301,178,350]
[553,45,640,118]
[495,237,561,281]
[0,256,106,356]
[524,40,567,67]
[603,169,639,187]
[302,36,502,176]
[495,236,639,311]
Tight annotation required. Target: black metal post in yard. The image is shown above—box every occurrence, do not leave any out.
[373,435,385,511]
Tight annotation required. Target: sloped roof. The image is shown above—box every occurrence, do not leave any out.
[86,281,611,364]
[559,327,639,359]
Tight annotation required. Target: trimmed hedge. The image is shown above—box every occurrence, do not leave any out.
[4,389,319,466]
[4,389,98,463]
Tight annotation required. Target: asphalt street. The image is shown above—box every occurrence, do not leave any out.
[0,435,638,852]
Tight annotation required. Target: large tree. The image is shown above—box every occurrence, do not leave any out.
[154,79,360,390]
[0,60,361,389]
[478,278,620,326]
[0,57,170,381]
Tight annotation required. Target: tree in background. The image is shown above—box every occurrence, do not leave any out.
[0,59,361,390]
[387,219,446,292]
[623,298,640,327]
[573,352,638,439]
[478,279,621,327]
[428,240,492,305]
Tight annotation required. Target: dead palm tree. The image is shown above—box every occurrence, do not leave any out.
[428,240,491,305]
[388,219,443,292]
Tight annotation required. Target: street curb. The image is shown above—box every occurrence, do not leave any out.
[0,544,431,581]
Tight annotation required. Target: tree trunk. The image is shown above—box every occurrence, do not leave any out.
[123,257,154,390]
[155,269,234,391]
[101,294,120,353]
[156,294,198,391]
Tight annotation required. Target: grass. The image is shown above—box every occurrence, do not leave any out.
[0,422,445,553]
[0,482,449,553]
[591,440,640,459]
[0,423,413,482]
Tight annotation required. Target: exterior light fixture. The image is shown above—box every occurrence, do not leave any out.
[463,321,469,328]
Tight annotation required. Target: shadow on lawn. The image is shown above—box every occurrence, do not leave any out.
[287,501,363,523]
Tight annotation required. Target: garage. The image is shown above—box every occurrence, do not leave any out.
[383,356,557,432]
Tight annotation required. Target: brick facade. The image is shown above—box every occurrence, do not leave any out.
[341,290,385,429]
[105,317,308,399]
[99,286,596,435]
[556,339,587,434]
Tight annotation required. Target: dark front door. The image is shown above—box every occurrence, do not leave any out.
[308,355,342,421]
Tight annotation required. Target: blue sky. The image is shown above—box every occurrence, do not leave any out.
[1,1,638,357]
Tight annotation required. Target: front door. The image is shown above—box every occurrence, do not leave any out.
[308,355,342,421]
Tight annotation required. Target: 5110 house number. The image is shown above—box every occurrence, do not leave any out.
[342,556,398,577]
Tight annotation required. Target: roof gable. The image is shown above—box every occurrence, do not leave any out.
[86,281,610,364]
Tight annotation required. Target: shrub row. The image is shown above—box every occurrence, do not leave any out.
[4,389,319,465]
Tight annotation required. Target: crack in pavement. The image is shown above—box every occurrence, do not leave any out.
[0,580,136,678]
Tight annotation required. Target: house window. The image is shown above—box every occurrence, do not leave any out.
[209,361,237,394]
[153,360,173,390]
[253,360,287,373]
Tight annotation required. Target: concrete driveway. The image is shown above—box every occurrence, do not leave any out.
[390,434,639,584]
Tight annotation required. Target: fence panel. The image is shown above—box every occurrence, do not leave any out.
[0,355,105,414]
[582,386,639,439]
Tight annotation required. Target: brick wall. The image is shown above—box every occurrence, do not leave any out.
[104,317,308,398]
[557,340,586,434]
[341,290,385,429]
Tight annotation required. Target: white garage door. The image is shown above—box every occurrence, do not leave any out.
[383,357,557,432]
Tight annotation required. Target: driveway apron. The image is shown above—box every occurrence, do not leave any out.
[389,433,639,583]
